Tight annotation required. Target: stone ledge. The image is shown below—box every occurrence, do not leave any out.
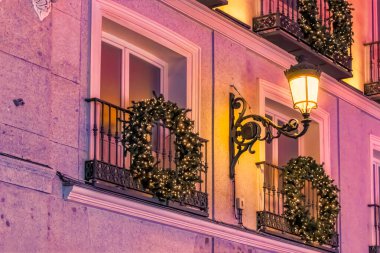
[0,153,55,194]
[63,184,327,253]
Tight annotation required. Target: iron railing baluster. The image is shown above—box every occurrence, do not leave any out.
[84,97,209,214]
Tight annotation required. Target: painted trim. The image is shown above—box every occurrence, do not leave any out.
[370,134,380,202]
[102,32,169,106]
[160,0,380,120]
[369,134,380,245]
[91,0,202,130]
[64,185,324,253]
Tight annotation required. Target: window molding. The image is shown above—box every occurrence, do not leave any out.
[370,135,380,203]
[91,0,201,130]
[370,135,380,246]
[101,32,169,108]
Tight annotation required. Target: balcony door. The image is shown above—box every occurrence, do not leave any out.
[98,34,167,168]
[100,36,165,109]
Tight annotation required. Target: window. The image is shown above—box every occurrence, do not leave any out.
[89,3,201,171]
[100,18,187,109]
[265,98,321,167]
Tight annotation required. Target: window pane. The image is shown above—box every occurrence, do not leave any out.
[100,42,122,106]
[278,119,298,166]
[100,42,122,132]
[129,54,161,103]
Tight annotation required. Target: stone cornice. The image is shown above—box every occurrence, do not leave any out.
[63,184,330,253]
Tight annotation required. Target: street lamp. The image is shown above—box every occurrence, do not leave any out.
[285,56,321,118]
[229,56,320,179]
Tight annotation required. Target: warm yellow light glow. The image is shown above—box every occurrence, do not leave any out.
[289,76,319,115]
[218,0,259,25]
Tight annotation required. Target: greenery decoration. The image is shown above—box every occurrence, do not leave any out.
[283,156,340,245]
[297,0,353,60]
[327,0,354,58]
[123,93,203,200]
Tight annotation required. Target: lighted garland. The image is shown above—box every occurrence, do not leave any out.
[327,0,354,58]
[123,94,203,200]
[297,0,327,53]
[283,156,340,245]
[297,0,353,60]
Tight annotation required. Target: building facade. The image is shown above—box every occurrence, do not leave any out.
[1,0,380,252]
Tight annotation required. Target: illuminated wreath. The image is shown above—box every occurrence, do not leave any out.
[283,156,340,245]
[123,94,203,200]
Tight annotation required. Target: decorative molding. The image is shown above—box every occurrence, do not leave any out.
[369,134,380,245]
[63,184,323,253]
[32,0,57,21]
[160,0,380,120]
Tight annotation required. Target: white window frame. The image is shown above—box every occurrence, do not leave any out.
[90,0,201,130]
[370,135,380,246]
[101,32,169,108]
[265,107,302,167]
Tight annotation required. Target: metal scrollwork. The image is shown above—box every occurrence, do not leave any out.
[229,93,311,178]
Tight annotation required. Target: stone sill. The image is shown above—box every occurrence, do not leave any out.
[63,183,330,253]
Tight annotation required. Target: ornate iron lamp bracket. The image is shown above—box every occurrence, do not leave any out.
[229,93,311,179]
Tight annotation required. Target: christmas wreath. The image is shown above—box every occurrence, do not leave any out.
[283,156,340,245]
[297,0,353,60]
[123,94,203,200]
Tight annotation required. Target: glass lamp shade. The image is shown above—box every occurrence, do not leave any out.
[285,59,321,117]
[289,75,319,115]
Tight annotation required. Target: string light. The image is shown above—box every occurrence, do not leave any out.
[298,0,353,62]
[123,94,203,201]
[284,156,340,245]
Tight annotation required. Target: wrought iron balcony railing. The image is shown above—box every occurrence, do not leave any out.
[84,98,209,216]
[370,246,380,253]
[256,162,339,250]
[252,0,352,79]
[365,41,380,100]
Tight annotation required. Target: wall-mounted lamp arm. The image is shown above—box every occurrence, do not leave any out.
[229,93,311,179]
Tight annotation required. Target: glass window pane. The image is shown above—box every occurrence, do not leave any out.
[100,42,122,134]
[129,54,161,103]
[278,119,299,166]
[100,42,122,106]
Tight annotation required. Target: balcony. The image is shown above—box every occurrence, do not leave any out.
[256,162,339,251]
[83,98,209,216]
[364,41,380,102]
[252,0,352,80]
